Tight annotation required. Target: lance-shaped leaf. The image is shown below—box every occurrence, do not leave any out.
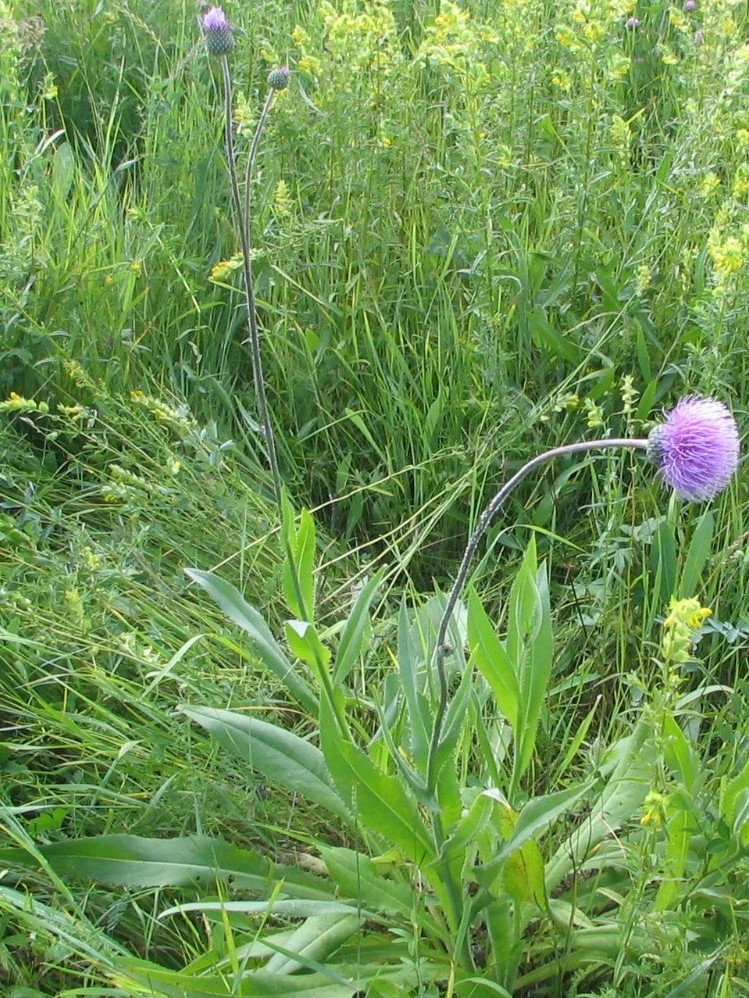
[182,706,351,823]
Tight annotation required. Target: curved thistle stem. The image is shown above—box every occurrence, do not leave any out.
[425,438,649,792]
[220,55,282,516]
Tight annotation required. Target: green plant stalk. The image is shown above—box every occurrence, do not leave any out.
[426,438,649,792]
[220,56,282,515]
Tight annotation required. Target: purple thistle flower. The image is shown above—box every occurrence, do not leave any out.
[683,0,696,11]
[625,15,641,29]
[202,5,233,56]
[647,396,740,501]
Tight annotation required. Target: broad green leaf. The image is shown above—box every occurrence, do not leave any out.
[332,570,383,685]
[546,718,653,892]
[454,976,513,998]
[185,569,316,714]
[479,782,592,884]
[734,789,749,846]
[319,846,414,917]
[654,801,692,911]
[720,761,749,841]
[114,958,371,997]
[181,707,351,823]
[0,835,333,899]
[441,793,494,878]
[651,520,677,606]
[285,619,331,678]
[264,913,360,975]
[501,838,547,912]
[116,958,426,998]
[679,510,714,598]
[467,589,519,730]
[661,712,698,790]
[320,699,435,865]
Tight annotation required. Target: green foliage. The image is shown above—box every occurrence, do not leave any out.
[2,0,749,994]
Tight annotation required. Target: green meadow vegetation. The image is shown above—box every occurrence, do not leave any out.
[1,0,749,994]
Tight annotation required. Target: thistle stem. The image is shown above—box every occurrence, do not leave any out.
[425,438,649,791]
[220,56,282,516]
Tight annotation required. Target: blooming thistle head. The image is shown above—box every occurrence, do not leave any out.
[268,66,291,91]
[625,15,641,29]
[202,6,233,56]
[647,396,740,501]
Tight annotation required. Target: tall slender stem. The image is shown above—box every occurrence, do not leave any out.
[243,90,275,241]
[220,56,282,515]
[425,438,649,791]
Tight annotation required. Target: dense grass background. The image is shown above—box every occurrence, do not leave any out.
[1,0,749,993]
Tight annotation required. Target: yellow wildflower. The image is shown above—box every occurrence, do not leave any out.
[641,790,667,828]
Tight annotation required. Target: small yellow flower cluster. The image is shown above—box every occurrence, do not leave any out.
[233,92,255,135]
[634,264,652,294]
[82,546,102,571]
[291,26,322,81]
[607,53,631,82]
[620,375,639,416]
[63,359,94,389]
[732,163,749,198]
[0,392,48,414]
[319,0,400,76]
[698,171,721,200]
[609,114,631,161]
[661,597,712,664]
[272,179,294,218]
[130,389,198,436]
[708,232,744,280]
[640,789,667,828]
[415,1,498,86]
[210,253,244,284]
[584,399,604,429]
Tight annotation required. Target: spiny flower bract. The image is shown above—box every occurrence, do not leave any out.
[268,66,291,90]
[647,396,740,501]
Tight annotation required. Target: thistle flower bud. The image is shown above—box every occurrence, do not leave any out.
[646,396,740,501]
[202,6,233,56]
[268,66,291,91]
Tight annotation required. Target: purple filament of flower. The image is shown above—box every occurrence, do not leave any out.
[202,6,229,33]
[648,396,740,501]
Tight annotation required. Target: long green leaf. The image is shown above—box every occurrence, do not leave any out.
[510,541,553,790]
[319,846,415,918]
[333,570,383,685]
[185,569,317,714]
[264,913,360,975]
[181,706,351,823]
[467,589,519,729]
[0,835,333,899]
[679,510,714,597]
[478,782,592,883]
[115,957,421,998]
[320,700,435,865]
[114,958,361,997]
[282,501,317,622]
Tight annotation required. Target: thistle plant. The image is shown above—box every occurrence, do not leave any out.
[429,395,741,786]
[202,6,286,513]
